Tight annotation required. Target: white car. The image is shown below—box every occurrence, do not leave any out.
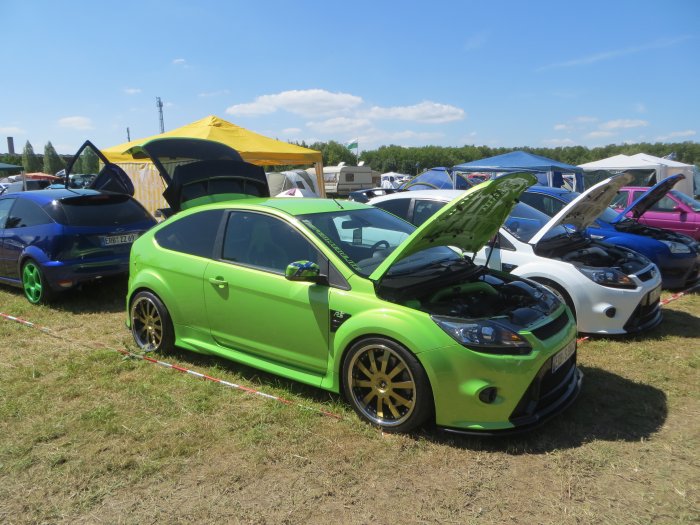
[369,178,663,335]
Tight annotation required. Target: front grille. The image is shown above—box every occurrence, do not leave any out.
[636,268,655,282]
[623,297,661,332]
[510,350,577,423]
[531,311,569,341]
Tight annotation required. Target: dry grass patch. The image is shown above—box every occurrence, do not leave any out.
[0,278,698,524]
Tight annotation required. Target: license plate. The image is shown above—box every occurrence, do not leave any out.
[645,286,661,306]
[552,339,576,373]
[102,233,138,246]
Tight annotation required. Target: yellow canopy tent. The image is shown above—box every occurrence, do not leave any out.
[102,115,325,212]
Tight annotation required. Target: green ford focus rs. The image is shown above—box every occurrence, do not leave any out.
[127,173,581,434]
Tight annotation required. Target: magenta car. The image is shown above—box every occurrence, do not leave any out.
[611,174,700,241]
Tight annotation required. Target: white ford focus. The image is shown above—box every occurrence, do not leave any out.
[369,176,662,335]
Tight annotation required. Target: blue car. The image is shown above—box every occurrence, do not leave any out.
[520,185,700,289]
[0,189,156,303]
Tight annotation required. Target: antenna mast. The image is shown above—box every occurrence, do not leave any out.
[156,97,165,133]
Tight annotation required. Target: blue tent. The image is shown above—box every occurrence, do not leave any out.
[401,167,473,191]
[454,151,584,191]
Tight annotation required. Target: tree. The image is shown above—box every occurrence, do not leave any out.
[43,141,65,175]
[80,147,99,174]
[22,141,42,172]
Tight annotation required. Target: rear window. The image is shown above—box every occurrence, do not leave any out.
[44,195,153,226]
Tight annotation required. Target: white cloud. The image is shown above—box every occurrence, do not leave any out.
[58,116,93,130]
[0,126,25,134]
[656,130,696,141]
[282,127,301,135]
[172,58,187,65]
[600,119,649,130]
[366,101,465,124]
[554,124,571,131]
[542,138,576,146]
[124,88,141,95]
[198,89,230,98]
[227,89,363,118]
[585,130,615,139]
[306,117,372,134]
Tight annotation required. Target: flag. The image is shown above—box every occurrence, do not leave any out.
[346,139,358,150]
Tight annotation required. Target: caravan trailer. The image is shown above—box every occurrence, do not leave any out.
[306,162,379,197]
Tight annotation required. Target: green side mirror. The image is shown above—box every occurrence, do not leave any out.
[285,260,321,282]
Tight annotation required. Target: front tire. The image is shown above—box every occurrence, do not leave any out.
[22,259,52,304]
[342,337,433,433]
[130,291,174,353]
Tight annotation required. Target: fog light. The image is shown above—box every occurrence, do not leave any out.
[478,387,498,404]
[605,307,616,318]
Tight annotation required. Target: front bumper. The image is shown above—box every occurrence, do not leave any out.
[441,355,583,436]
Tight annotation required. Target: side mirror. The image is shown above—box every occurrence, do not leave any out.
[285,260,322,282]
[673,205,686,213]
[6,216,21,228]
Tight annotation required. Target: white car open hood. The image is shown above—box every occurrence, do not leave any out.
[529,173,633,245]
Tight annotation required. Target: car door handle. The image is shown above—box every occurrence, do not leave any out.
[208,277,228,288]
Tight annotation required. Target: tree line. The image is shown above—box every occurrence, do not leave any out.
[0,140,97,176]
[293,140,700,175]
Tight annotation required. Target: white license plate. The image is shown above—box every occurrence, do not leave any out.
[552,339,576,373]
[646,286,661,305]
[102,233,138,246]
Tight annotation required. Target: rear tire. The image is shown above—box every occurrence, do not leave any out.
[342,337,433,433]
[21,259,53,305]
[130,291,175,353]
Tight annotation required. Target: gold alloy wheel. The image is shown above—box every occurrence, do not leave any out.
[131,296,164,351]
[347,343,417,427]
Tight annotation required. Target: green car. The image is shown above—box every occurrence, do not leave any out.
[127,172,581,434]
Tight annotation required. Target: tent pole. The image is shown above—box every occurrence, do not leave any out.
[315,161,326,198]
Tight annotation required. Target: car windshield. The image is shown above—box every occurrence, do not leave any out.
[298,207,461,277]
[669,190,700,212]
[504,202,571,243]
[597,205,621,223]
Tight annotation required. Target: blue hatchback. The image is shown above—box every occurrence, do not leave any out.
[0,189,156,303]
[520,186,700,289]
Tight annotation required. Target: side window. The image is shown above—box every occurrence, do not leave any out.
[373,198,411,221]
[413,199,446,226]
[154,209,224,257]
[649,195,677,212]
[498,232,516,251]
[223,212,321,273]
[610,192,628,208]
[0,199,14,228]
[631,191,646,203]
[6,198,52,228]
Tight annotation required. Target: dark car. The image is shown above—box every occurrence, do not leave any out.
[0,189,156,303]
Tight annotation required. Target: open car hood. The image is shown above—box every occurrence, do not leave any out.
[612,173,685,222]
[124,137,270,213]
[529,173,633,245]
[368,172,536,282]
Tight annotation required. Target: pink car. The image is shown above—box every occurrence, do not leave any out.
[611,174,700,240]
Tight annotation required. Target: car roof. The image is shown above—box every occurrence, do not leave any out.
[369,189,464,204]
[0,188,106,204]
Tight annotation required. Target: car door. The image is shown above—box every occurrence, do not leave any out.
[638,193,695,236]
[1,197,54,280]
[203,210,330,374]
[0,198,16,277]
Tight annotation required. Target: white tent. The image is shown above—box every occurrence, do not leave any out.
[579,154,695,196]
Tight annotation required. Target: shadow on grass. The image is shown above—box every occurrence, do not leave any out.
[637,307,700,339]
[430,365,667,453]
[158,345,668,453]
[50,276,129,314]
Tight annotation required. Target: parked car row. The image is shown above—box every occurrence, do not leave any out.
[1,138,697,436]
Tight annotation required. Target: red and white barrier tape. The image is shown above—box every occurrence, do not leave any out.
[0,311,342,420]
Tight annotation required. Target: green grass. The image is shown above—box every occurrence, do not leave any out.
[0,277,698,524]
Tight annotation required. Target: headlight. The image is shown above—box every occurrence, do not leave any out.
[660,240,692,254]
[432,316,532,355]
[577,266,636,289]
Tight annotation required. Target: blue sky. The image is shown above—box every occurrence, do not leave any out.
[1,0,698,155]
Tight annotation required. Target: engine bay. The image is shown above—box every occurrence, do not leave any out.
[378,267,560,329]
[537,238,650,275]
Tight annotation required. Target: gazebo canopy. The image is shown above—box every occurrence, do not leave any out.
[102,115,322,166]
